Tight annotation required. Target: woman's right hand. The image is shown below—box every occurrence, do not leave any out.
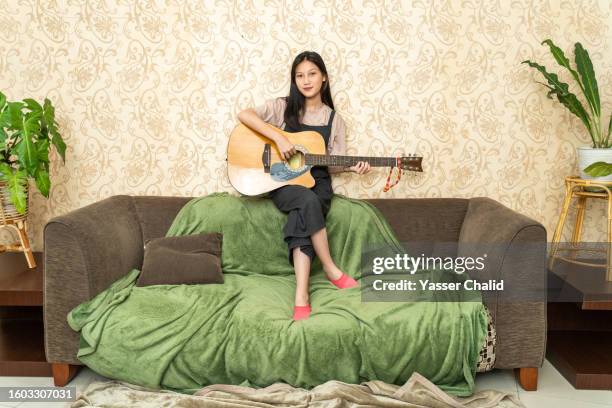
[275,135,297,161]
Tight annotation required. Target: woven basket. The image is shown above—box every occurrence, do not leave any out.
[0,180,29,224]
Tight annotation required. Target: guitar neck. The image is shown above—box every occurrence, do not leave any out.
[305,154,399,167]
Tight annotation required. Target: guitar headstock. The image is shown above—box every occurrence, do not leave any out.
[399,154,423,172]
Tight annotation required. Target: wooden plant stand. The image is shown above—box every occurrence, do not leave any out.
[548,176,612,281]
[0,182,36,268]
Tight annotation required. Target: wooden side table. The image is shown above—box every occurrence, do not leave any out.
[548,176,612,281]
[0,252,51,376]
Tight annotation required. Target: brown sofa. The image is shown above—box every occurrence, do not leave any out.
[43,195,547,390]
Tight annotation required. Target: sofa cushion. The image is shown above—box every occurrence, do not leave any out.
[136,233,224,286]
[367,198,469,245]
[132,196,193,245]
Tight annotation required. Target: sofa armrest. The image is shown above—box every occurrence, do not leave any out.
[458,197,547,369]
[44,195,144,364]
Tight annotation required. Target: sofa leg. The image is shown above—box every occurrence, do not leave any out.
[515,367,538,391]
[52,363,81,387]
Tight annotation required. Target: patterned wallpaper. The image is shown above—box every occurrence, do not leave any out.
[0,0,611,252]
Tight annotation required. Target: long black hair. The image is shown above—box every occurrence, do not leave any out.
[283,51,335,130]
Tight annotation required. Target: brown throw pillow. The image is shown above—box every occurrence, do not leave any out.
[136,233,224,287]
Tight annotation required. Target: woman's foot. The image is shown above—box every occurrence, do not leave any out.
[323,263,344,281]
[293,304,311,320]
[294,293,310,320]
[324,264,358,289]
[329,272,358,289]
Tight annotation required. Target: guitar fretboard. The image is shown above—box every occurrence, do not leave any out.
[305,154,399,167]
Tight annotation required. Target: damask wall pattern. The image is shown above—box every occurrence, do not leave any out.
[0,0,610,251]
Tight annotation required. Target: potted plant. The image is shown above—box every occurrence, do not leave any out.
[0,92,66,215]
[522,40,612,181]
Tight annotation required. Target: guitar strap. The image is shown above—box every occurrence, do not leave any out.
[383,157,402,192]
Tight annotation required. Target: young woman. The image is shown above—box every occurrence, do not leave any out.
[237,51,371,321]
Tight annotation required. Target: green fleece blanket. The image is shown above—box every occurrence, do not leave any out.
[67,193,487,396]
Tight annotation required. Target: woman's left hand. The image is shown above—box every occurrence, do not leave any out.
[349,161,371,175]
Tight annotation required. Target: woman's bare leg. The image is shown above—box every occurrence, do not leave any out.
[311,227,344,281]
[293,246,311,306]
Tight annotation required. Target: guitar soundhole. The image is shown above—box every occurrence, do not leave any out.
[286,151,305,170]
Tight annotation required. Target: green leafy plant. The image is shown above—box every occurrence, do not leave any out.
[584,161,612,178]
[0,92,66,214]
[522,40,611,177]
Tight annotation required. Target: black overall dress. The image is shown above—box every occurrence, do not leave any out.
[268,110,336,266]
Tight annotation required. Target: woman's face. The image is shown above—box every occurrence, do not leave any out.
[295,60,326,98]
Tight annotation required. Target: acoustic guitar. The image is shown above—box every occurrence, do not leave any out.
[226,123,423,196]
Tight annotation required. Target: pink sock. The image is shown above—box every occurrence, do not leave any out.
[330,273,358,289]
[293,304,311,320]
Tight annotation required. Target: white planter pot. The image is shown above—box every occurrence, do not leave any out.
[576,146,612,182]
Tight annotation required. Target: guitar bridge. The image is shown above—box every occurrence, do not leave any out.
[262,144,271,173]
